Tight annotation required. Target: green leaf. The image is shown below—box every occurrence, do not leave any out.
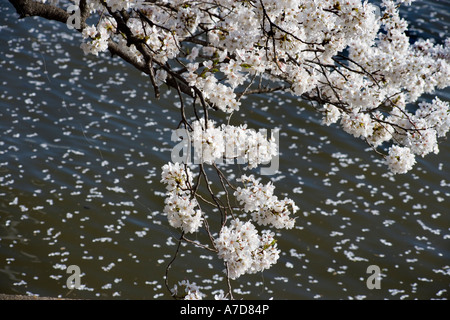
[240,63,252,69]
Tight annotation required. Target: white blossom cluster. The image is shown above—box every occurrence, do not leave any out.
[416,98,450,139]
[160,162,203,234]
[171,280,204,300]
[324,97,450,174]
[183,62,241,113]
[80,18,116,56]
[78,0,449,174]
[72,0,450,293]
[234,175,297,229]
[385,145,416,174]
[214,219,280,280]
[385,98,449,174]
[190,119,278,168]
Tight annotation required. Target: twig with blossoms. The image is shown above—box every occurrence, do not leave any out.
[9,0,450,300]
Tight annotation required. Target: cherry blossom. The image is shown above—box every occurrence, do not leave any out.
[214,219,280,280]
[10,0,450,299]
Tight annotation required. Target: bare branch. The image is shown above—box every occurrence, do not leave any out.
[9,0,69,22]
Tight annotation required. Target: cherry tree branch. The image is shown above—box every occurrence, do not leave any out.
[9,0,69,22]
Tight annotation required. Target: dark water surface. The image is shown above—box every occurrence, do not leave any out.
[0,1,449,299]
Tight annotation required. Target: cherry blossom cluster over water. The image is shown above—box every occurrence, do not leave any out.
[38,0,450,299]
[75,0,449,175]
